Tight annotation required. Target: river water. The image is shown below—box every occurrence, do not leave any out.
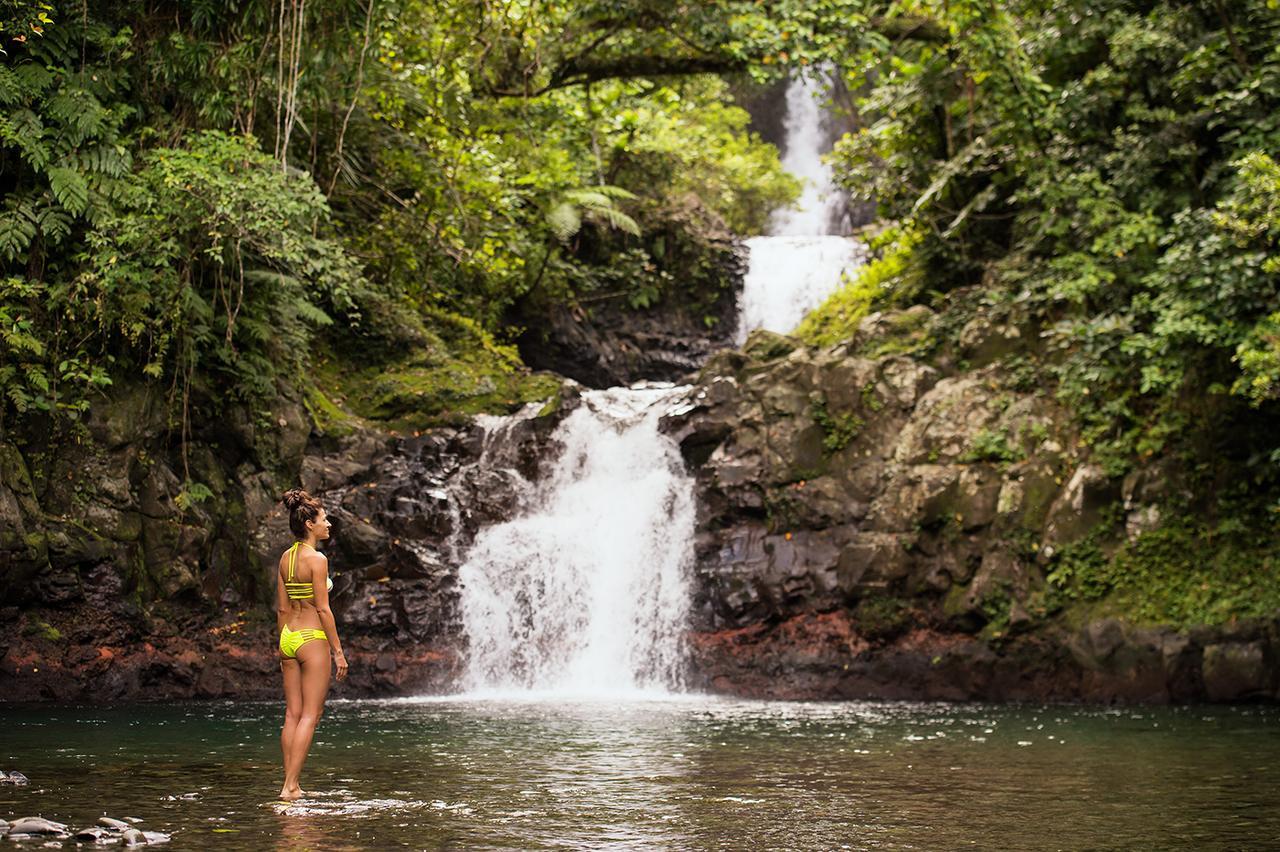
[2,698,1277,849]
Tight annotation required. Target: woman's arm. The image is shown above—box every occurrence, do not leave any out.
[275,556,291,636]
[309,557,348,681]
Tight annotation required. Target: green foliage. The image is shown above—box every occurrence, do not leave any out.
[828,0,1280,478]
[1048,512,1280,627]
[811,396,864,453]
[853,595,911,640]
[797,226,922,347]
[547,186,641,243]
[174,480,214,512]
[22,617,62,642]
[978,584,1013,641]
[50,131,357,416]
[1,0,796,441]
[961,428,1020,464]
[322,306,561,430]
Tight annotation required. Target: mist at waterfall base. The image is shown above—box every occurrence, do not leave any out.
[735,72,866,345]
[457,385,695,698]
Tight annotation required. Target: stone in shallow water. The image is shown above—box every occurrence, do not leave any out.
[8,816,68,835]
[98,816,131,831]
[2,771,30,785]
[74,826,111,842]
[123,827,148,845]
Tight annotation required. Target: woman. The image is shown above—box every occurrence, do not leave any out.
[276,488,348,801]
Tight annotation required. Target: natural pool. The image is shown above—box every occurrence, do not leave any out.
[1,697,1277,850]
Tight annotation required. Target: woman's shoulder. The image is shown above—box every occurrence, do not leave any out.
[298,547,329,567]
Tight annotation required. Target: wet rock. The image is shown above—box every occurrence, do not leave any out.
[330,508,390,567]
[945,550,1039,629]
[1202,641,1271,701]
[123,827,148,845]
[1041,464,1120,555]
[75,826,111,842]
[513,209,744,388]
[98,817,131,831]
[958,314,1026,366]
[1,771,29,785]
[836,532,913,599]
[894,375,1003,465]
[8,817,67,835]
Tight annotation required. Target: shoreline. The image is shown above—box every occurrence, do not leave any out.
[4,608,1276,705]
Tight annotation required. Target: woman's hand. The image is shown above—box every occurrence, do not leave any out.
[334,650,348,681]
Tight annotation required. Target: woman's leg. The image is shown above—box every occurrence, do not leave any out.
[279,657,303,798]
[282,640,331,795]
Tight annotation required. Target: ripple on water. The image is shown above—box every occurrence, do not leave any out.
[1,699,1278,851]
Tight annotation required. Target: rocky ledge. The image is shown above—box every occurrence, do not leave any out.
[4,308,1278,704]
[661,320,1280,703]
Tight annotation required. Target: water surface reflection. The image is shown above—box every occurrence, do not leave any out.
[1,697,1276,850]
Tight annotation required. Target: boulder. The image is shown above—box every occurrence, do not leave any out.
[1202,641,1271,701]
[1041,464,1119,554]
[8,817,67,835]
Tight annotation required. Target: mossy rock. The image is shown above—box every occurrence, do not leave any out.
[742,329,798,361]
[304,384,359,438]
[852,595,912,640]
[314,339,561,432]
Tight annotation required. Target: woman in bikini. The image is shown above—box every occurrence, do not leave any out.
[277,488,348,801]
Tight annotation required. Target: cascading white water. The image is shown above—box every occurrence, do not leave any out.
[451,72,864,701]
[735,72,866,344]
[770,73,843,237]
[457,384,696,696]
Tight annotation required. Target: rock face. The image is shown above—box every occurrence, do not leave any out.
[660,323,1280,702]
[4,310,1278,704]
[512,198,746,388]
[0,377,580,702]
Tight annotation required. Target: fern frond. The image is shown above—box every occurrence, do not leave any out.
[0,208,37,261]
[293,300,333,327]
[47,166,88,214]
[35,205,71,243]
[14,63,54,96]
[592,185,638,201]
[6,110,49,169]
[588,205,641,237]
[77,143,131,178]
[562,189,612,209]
[547,201,581,242]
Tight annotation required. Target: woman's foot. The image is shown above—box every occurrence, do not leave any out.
[278,784,304,801]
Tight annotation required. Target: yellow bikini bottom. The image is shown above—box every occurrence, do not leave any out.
[279,624,327,659]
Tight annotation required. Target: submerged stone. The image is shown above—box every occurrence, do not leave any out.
[8,816,68,835]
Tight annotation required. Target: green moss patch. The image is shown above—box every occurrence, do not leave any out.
[796,226,922,348]
[1046,513,1280,628]
[314,309,561,432]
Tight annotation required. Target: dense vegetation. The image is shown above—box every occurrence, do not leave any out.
[3,1,1278,626]
[795,0,1280,624]
[0,0,808,453]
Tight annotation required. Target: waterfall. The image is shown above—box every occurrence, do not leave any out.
[449,71,863,700]
[457,384,696,696]
[735,72,866,344]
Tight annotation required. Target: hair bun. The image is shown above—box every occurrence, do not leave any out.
[282,488,310,511]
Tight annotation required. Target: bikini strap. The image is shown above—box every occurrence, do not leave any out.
[287,542,299,581]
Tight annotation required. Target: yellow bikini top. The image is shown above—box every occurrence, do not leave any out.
[284,542,332,600]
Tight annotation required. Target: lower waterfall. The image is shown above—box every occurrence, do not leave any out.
[457,384,696,696]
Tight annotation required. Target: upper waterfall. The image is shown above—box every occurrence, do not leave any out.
[770,73,845,236]
[735,72,866,344]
